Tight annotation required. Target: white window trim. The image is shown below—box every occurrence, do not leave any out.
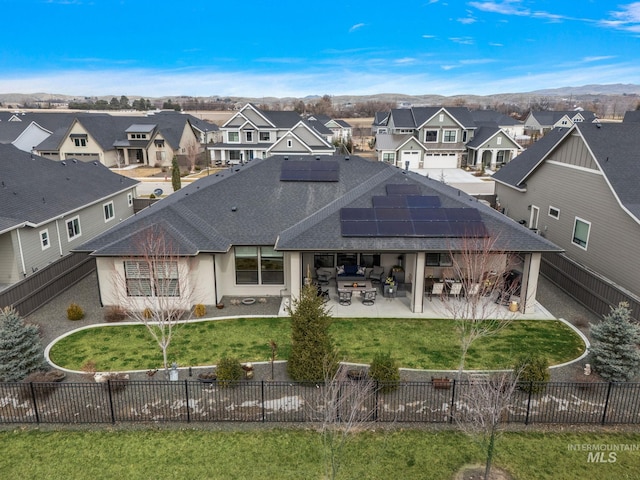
[571,217,591,250]
[443,129,457,143]
[548,206,560,219]
[228,131,240,143]
[287,139,293,148]
[103,201,115,223]
[424,130,438,142]
[40,228,50,250]
[127,192,133,207]
[66,216,81,241]
[497,136,502,145]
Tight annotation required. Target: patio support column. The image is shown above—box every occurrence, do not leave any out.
[412,252,426,313]
[520,252,541,314]
[289,252,302,301]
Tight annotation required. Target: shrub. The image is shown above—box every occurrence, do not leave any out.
[0,306,46,381]
[194,304,207,318]
[104,306,127,323]
[66,303,85,321]
[216,357,243,388]
[143,308,153,319]
[514,354,550,393]
[369,352,401,393]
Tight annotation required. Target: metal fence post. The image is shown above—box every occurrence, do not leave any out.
[374,381,379,422]
[29,382,40,424]
[184,380,190,423]
[107,380,116,424]
[449,379,457,424]
[261,381,266,423]
[525,382,533,425]
[601,382,614,425]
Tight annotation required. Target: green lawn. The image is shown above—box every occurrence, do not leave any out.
[0,429,638,479]
[49,318,585,372]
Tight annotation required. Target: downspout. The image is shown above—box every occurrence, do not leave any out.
[55,219,63,256]
[213,254,218,304]
[15,229,27,277]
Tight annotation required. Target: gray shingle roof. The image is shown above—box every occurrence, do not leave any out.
[77,155,561,256]
[0,144,138,232]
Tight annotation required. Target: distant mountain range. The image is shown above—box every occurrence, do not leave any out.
[1,83,639,109]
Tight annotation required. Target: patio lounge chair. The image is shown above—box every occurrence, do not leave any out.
[316,269,331,285]
[430,282,444,300]
[362,289,376,306]
[369,266,385,284]
[449,282,463,298]
[339,291,352,305]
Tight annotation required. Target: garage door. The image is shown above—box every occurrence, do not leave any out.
[400,150,421,169]
[424,153,457,169]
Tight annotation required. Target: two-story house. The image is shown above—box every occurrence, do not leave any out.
[492,121,640,301]
[523,110,597,135]
[375,107,522,171]
[0,144,138,290]
[207,103,335,165]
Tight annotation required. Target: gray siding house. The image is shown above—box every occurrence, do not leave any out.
[0,144,138,289]
[493,122,640,299]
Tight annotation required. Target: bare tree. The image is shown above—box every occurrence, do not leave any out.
[113,225,195,378]
[433,235,520,377]
[305,361,378,480]
[185,138,201,173]
[455,371,523,480]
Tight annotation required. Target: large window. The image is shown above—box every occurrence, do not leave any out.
[382,153,395,163]
[260,247,284,284]
[358,253,381,268]
[66,216,81,240]
[443,130,457,142]
[124,261,179,297]
[425,130,438,142]
[426,253,452,266]
[572,217,590,249]
[229,150,241,160]
[259,132,270,141]
[235,247,283,285]
[228,131,239,142]
[314,253,335,269]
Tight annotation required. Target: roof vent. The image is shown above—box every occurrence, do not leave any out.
[345,156,350,161]
[231,206,237,212]
[61,161,66,166]
[284,156,289,161]
[93,161,98,165]
[315,156,320,161]
[72,159,77,163]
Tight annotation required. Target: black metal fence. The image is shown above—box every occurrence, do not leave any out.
[1,379,639,425]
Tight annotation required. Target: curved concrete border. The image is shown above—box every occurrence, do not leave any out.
[45,315,589,375]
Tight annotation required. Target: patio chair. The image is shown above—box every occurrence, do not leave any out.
[362,289,376,306]
[449,282,463,298]
[430,282,444,300]
[369,266,385,284]
[338,291,352,306]
[316,284,330,303]
[316,269,331,285]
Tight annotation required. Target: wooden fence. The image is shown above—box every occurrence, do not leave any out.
[541,253,639,322]
[0,253,96,317]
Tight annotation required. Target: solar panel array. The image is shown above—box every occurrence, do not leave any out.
[340,185,488,238]
[280,160,339,182]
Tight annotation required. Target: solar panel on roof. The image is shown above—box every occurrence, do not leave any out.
[372,196,407,208]
[375,208,412,221]
[406,196,441,208]
[386,184,421,195]
[376,221,414,236]
[409,208,448,221]
[341,220,379,236]
[414,222,451,237]
[340,208,376,221]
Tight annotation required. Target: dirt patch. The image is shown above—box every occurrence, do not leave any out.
[455,464,513,480]
[114,167,163,178]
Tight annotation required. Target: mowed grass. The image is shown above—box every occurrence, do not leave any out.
[49,318,585,372]
[1,429,639,480]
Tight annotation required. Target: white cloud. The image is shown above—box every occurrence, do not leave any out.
[422,34,436,38]
[468,0,529,16]
[582,56,616,63]
[449,36,474,45]
[458,17,477,24]
[349,23,365,33]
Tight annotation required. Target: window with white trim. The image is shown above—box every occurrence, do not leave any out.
[259,132,270,141]
[74,138,87,147]
[124,260,180,297]
[497,136,502,145]
[127,193,133,207]
[287,139,292,148]
[548,206,560,219]
[245,131,253,142]
[235,247,284,285]
[66,216,81,240]
[443,130,457,142]
[103,201,114,222]
[382,153,395,163]
[228,131,239,142]
[425,130,438,142]
[572,217,590,249]
[40,229,50,250]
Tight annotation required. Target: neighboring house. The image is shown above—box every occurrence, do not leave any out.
[493,122,640,299]
[0,111,212,168]
[207,103,335,165]
[372,111,390,134]
[622,110,640,123]
[374,107,522,170]
[468,110,525,140]
[523,110,597,134]
[76,154,560,315]
[0,144,138,289]
[306,114,353,142]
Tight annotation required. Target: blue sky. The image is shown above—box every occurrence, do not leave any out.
[2,0,640,98]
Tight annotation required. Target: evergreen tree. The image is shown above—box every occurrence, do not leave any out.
[590,302,640,382]
[287,284,336,382]
[171,156,181,192]
[0,307,46,382]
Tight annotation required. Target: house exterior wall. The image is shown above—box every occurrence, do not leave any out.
[496,160,640,296]
[0,232,20,285]
[59,122,103,164]
[13,123,51,153]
